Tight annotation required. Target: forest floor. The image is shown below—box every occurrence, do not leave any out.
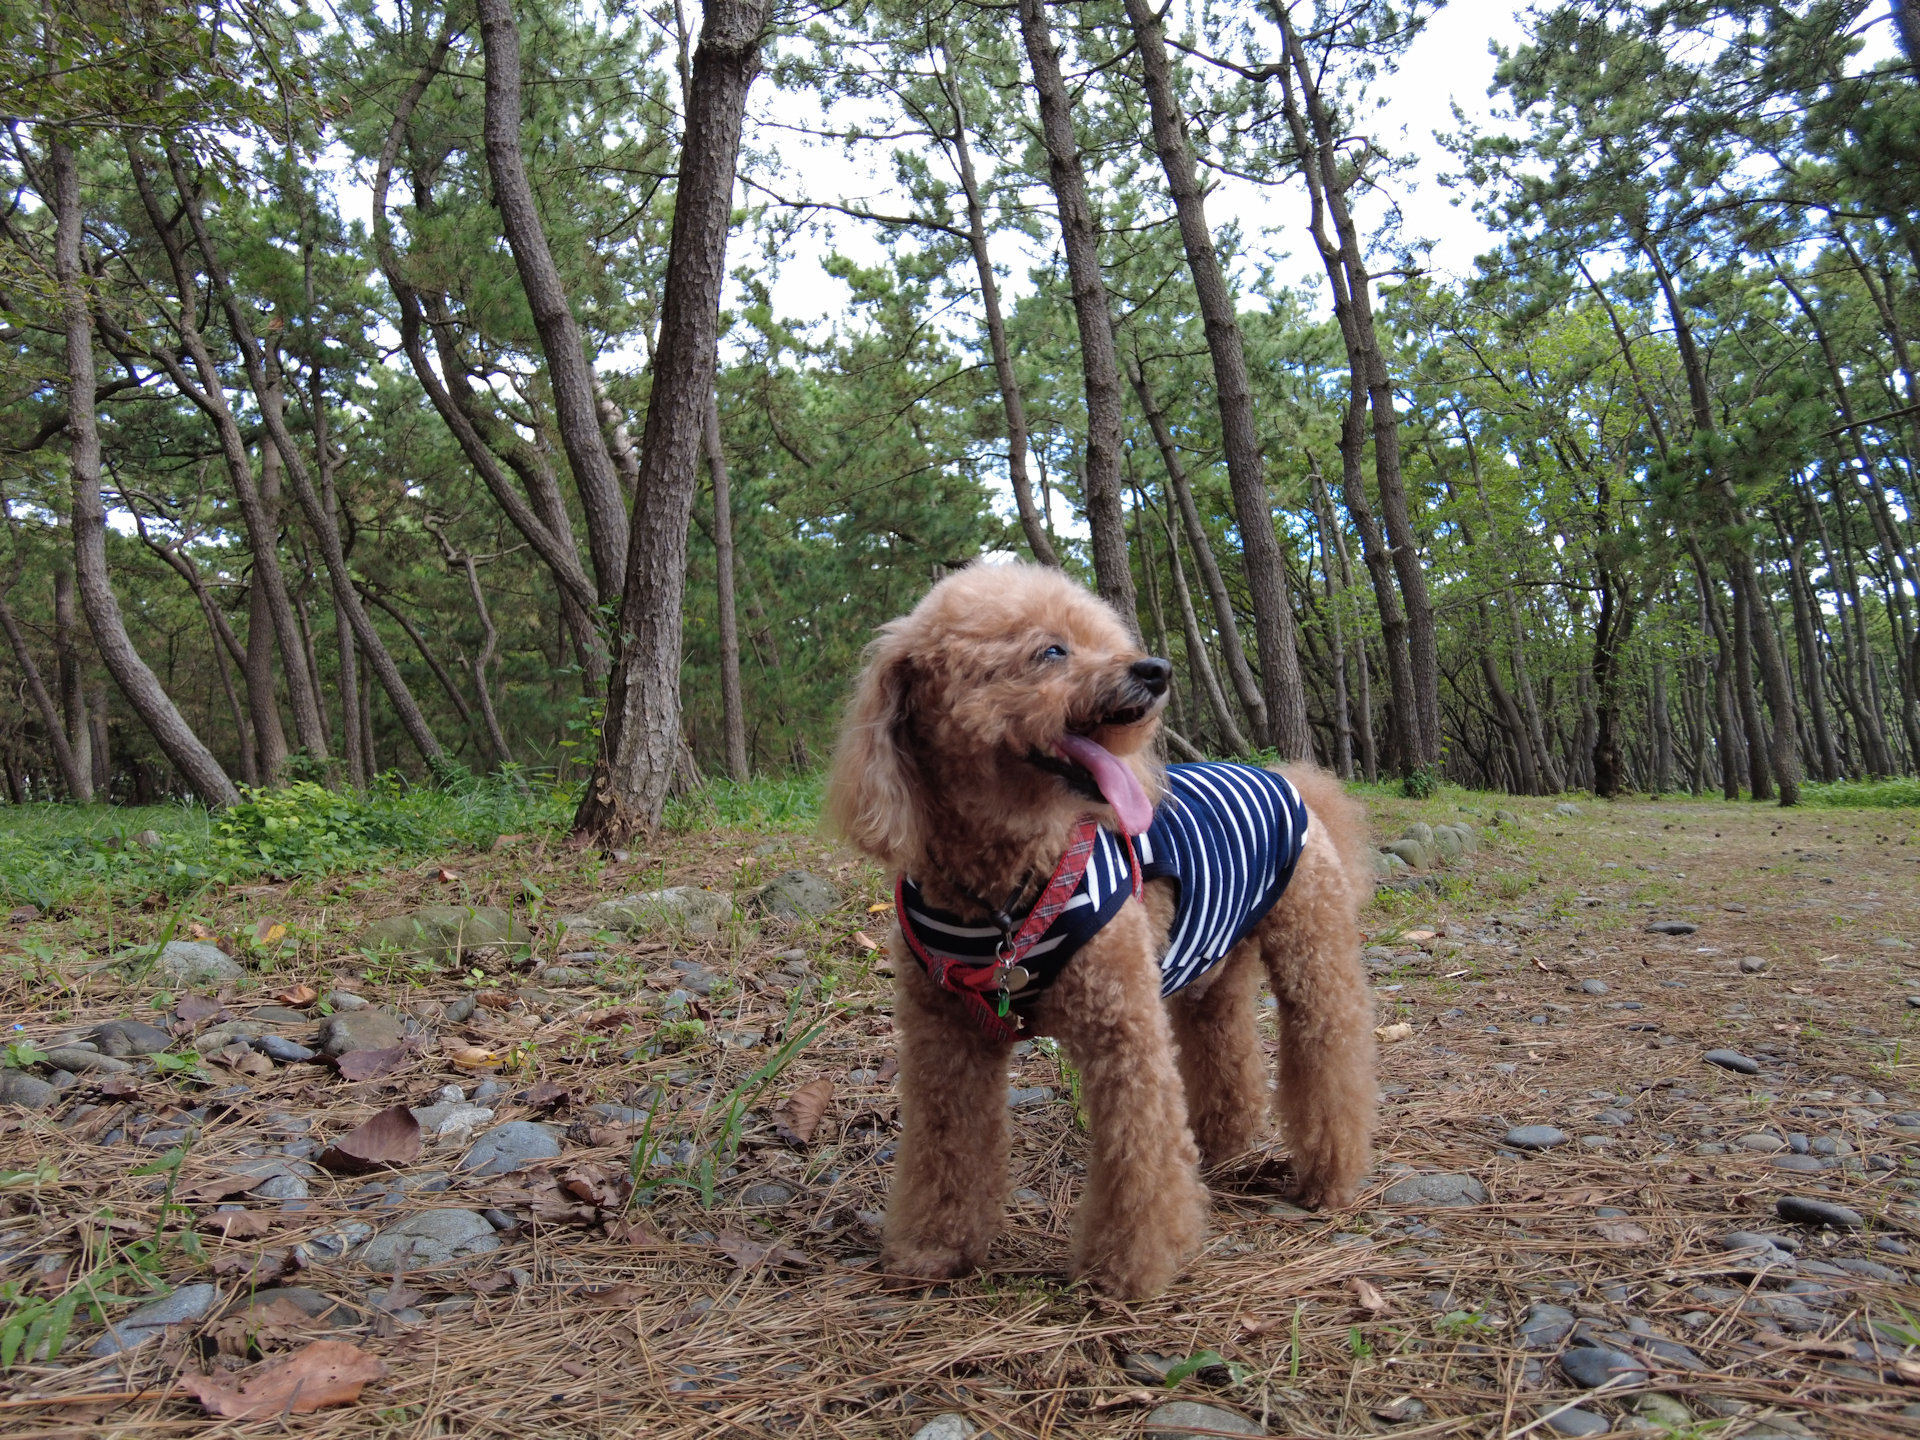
[2,789,1919,1439]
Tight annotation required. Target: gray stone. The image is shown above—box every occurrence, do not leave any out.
[247,1006,311,1025]
[1579,979,1609,996]
[0,1070,57,1109]
[1402,821,1435,846]
[1770,1154,1827,1174]
[318,1009,407,1058]
[1543,1409,1609,1437]
[586,1102,653,1125]
[1383,839,1433,870]
[354,1208,501,1269]
[560,887,733,938]
[1121,1352,1184,1384]
[1559,1346,1647,1388]
[326,990,369,1010]
[1554,803,1582,817]
[1705,1049,1760,1075]
[1831,1257,1903,1282]
[44,1046,131,1074]
[1740,955,1770,973]
[1007,1086,1054,1108]
[459,1120,561,1175]
[1776,1195,1862,1230]
[1737,1132,1787,1153]
[1493,808,1520,825]
[1724,1230,1799,1254]
[222,1286,361,1329]
[90,1020,174,1057]
[1372,851,1410,876]
[1876,937,1914,950]
[443,995,477,1023]
[360,906,530,961]
[1518,1302,1576,1350]
[910,1416,978,1440]
[155,941,243,983]
[1505,1125,1568,1150]
[255,1035,316,1063]
[193,1023,257,1055]
[292,1219,375,1266]
[1646,920,1697,936]
[131,829,163,849]
[1382,1172,1488,1207]
[1430,826,1465,859]
[1144,1401,1266,1439]
[89,1283,219,1356]
[749,870,842,921]
[540,966,596,988]
[410,1102,494,1136]
[740,1183,793,1208]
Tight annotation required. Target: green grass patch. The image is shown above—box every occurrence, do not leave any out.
[1800,778,1920,809]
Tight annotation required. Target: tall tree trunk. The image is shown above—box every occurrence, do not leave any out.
[1123,0,1309,755]
[1015,0,1135,626]
[1311,464,1375,782]
[1273,4,1438,769]
[1650,659,1674,795]
[1154,500,1249,756]
[243,569,289,781]
[1126,352,1268,743]
[49,535,92,799]
[87,683,109,796]
[1729,572,1774,800]
[48,139,236,807]
[476,0,631,603]
[574,0,772,842]
[704,396,750,781]
[1131,486,1186,740]
[938,44,1057,569]
[311,366,366,789]
[137,526,257,785]
[1320,522,1353,780]
[0,586,88,799]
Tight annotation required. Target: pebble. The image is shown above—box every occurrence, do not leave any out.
[1646,920,1697,935]
[1704,1049,1760,1075]
[44,1046,132,1073]
[155,941,243,983]
[254,1035,316,1063]
[910,1416,978,1440]
[1769,1155,1826,1174]
[1007,1086,1054,1108]
[355,1208,502,1268]
[443,995,478,1023]
[1579,979,1609,995]
[1740,956,1769,973]
[1144,1401,1266,1438]
[1504,1125,1568,1150]
[89,1283,219,1355]
[740,1183,794,1207]
[0,1071,57,1109]
[1831,1257,1904,1282]
[459,1120,562,1175]
[1381,1173,1488,1206]
[1736,1132,1786,1153]
[318,1009,407,1057]
[540,966,596,988]
[1543,1410,1609,1437]
[1559,1346,1647,1388]
[89,1019,174,1057]
[1518,1302,1575,1349]
[326,990,369,1010]
[1775,1195,1862,1230]
[1634,1394,1692,1428]
[410,1102,495,1136]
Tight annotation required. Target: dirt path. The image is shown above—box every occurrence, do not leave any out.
[1,796,1917,1438]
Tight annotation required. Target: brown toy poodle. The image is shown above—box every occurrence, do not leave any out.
[826,563,1377,1300]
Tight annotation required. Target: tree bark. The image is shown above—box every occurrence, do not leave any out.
[938,44,1057,569]
[574,0,772,842]
[49,532,93,799]
[1126,352,1269,744]
[311,365,366,789]
[1015,0,1135,626]
[704,395,750,781]
[476,0,631,604]
[0,585,88,799]
[48,138,237,808]
[1122,0,1312,756]
[1310,464,1374,781]
[425,521,513,769]
[134,521,257,785]
[1154,500,1249,756]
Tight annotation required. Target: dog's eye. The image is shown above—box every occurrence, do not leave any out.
[1039,644,1068,663]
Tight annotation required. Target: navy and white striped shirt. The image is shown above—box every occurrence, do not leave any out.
[900,763,1309,999]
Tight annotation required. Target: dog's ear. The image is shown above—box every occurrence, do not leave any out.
[826,630,921,869]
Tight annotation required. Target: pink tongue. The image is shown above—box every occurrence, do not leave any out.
[1054,733,1153,836]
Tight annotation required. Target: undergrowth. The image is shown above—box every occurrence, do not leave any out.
[1801,778,1920,809]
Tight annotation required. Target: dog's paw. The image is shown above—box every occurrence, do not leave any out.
[1289,1175,1360,1211]
[880,1241,976,1282]
[1073,1252,1181,1302]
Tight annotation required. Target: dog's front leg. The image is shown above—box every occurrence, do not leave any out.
[1037,905,1207,1300]
[882,937,1014,1281]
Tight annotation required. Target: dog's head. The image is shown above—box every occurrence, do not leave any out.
[827,564,1169,872]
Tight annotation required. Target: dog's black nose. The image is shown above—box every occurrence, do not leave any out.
[1130,657,1172,695]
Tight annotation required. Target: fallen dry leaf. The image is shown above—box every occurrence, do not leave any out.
[711,1230,811,1270]
[317,1105,422,1174]
[521,1080,571,1109]
[203,1210,273,1240]
[211,1249,292,1284]
[216,1043,274,1077]
[491,833,525,851]
[447,1046,503,1070]
[557,1359,591,1379]
[476,991,515,1012]
[1373,1021,1414,1043]
[276,984,318,1007]
[175,995,224,1026]
[1349,1276,1390,1314]
[573,1282,649,1307]
[771,1077,835,1145]
[253,919,286,946]
[186,922,218,941]
[604,1217,661,1246]
[1090,1390,1158,1412]
[178,1173,271,1204]
[8,904,40,922]
[876,1055,899,1084]
[334,1045,410,1082]
[178,1339,387,1418]
[851,931,880,951]
[434,867,460,883]
[866,901,888,914]
[1403,929,1437,942]
[558,1162,633,1210]
[1595,1220,1650,1244]
[469,1272,513,1295]
[1894,1358,1920,1385]
[94,1074,138,1099]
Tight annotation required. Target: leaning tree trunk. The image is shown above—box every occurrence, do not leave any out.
[939,45,1057,570]
[476,0,631,604]
[1123,0,1312,756]
[49,536,92,798]
[0,585,89,799]
[705,396,751,781]
[1015,0,1135,626]
[48,139,237,808]
[573,0,773,843]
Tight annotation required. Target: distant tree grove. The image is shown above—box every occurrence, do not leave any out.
[1,0,1916,833]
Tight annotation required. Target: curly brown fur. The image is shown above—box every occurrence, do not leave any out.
[827,563,1376,1299]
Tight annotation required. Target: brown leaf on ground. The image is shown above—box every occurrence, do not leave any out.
[211,1250,291,1284]
[559,1162,632,1210]
[604,1217,661,1246]
[334,1045,410,1082]
[1595,1220,1650,1244]
[317,1105,422,1174]
[94,1074,138,1099]
[1090,1390,1157,1412]
[177,1339,387,1418]
[186,922,218,941]
[469,1272,513,1295]
[1348,1276,1391,1314]
[851,931,880,951]
[208,1297,317,1356]
[217,1043,274,1077]
[434,867,460,883]
[446,1046,503,1070]
[203,1210,273,1239]
[710,1230,812,1270]
[175,994,224,1025]
[490,833,525,852]
[276,984,318,1007]
[179,1173,271,1204]
[1894,1358,1920,1385]
[475,991,514,1012]
[1373,1021,1414,1043]
[770,1077,834,1145]
[586,1008,642,1033]
[573,1282,649,1307]
[557,1359,592,1378]
[253,919,286,946]
[875,1055,899,1084]
[521,1079,571,1109]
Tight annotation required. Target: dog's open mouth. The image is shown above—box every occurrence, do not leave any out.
[1029,713,1155,836]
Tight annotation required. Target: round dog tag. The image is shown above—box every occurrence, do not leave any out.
[1003,965,1031,993]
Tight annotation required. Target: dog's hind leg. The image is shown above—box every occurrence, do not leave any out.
[1165,942,1269,1167]
[1037,904,1207,1300]
[882,941,1014,1281]
[1256,824,1377,1210]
